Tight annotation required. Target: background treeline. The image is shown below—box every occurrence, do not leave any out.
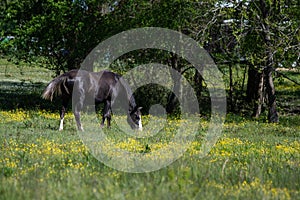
[0,0,299,121]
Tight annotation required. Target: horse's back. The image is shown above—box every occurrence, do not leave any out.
[65,69,120,92]
[99,70,119,84]
[81,70,119,103]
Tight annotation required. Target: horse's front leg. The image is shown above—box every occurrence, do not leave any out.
[101,100,112,128]
[106,107,112,128]
[73,87,85,131]
[73,98,83,131]
[74,110,83,131]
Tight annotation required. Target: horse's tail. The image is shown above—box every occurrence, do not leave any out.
[42,73,70,101]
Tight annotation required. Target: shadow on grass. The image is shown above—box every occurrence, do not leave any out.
[0,81,62,112]
[0,80,213,116]
[277,89,300,115]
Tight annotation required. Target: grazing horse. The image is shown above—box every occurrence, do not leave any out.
[42,69,142,131]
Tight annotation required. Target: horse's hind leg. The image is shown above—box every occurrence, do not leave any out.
[59,105,66,131]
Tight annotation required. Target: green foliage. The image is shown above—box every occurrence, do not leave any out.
[1,0,114,73]
[1,0,298,70]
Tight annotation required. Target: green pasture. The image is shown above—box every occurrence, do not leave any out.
[0,59,299,199]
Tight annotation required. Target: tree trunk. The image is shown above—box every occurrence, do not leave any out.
[166,53,181,114]
[246,67,261,102]
[260,0,279,122]
[228,63,234,112]
[253,70,264,118]
[264,67,279,122]
[194,69,203,100]
[246,67,265,118]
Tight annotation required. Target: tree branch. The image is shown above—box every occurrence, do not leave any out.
[276,70,300,86]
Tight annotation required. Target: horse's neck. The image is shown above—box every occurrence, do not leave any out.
[117,76,136,110]
[129,95,137,111]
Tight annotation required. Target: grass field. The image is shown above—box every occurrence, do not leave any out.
[0,59,300,199]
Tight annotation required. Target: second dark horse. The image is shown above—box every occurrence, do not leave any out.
[42,69,142,131]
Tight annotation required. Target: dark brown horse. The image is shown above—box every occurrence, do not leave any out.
[42,69,142,131]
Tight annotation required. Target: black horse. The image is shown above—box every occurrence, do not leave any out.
[42,69,142,131]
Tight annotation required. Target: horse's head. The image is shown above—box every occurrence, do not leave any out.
[127,107,143,131]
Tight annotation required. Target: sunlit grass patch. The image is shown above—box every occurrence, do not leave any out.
[203,178,294,200]
[0,59,54,83]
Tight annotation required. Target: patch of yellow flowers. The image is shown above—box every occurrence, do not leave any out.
[0,109,74,123]
[2,134,299,174]
[0,137,88,176]
[0,109,29,123]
